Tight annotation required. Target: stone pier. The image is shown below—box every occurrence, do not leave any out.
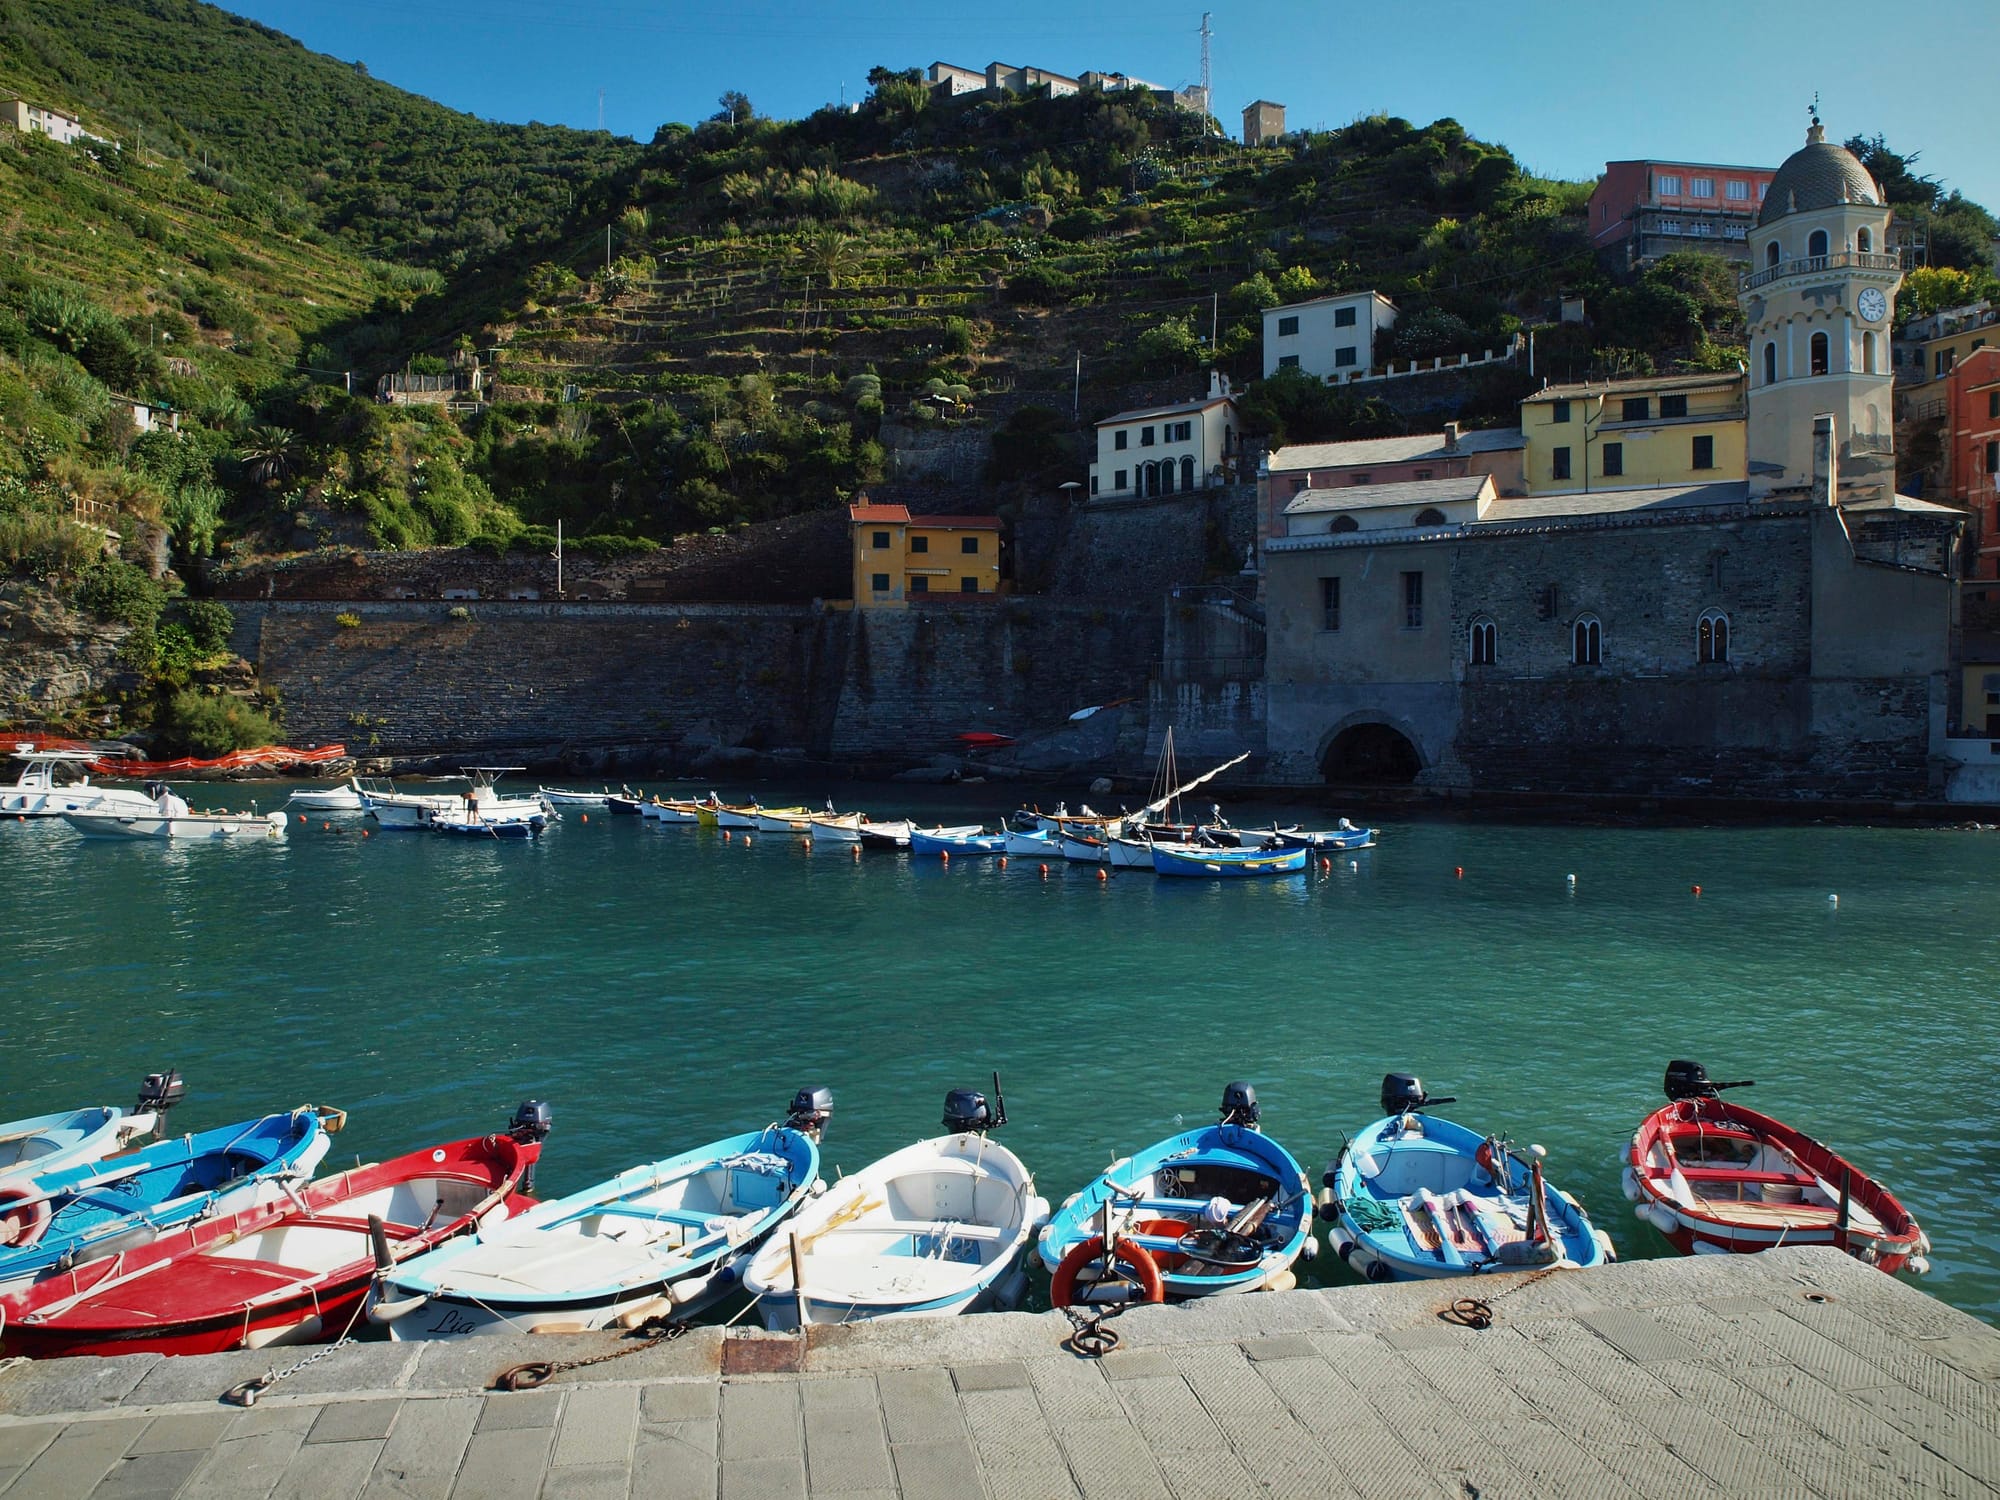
[1,1248,1995,1498]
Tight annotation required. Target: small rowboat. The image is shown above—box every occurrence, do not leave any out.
[427,806,545,839]
[1038,1084,1313,1304]
[1325,1074,1612,1283]
[1151,843,1307,878]
[717,801,805,831]
[642,794,719,824]
[538,786,613,808]
[0,1073,182,1187]
[857,819,913,850]
[806,812,864,843]
[0,1107,340,1287]
[605,792,644,816]
[742,1080,1046,1328]
[375,1089,832,1338]
[1003,828,1056,856]
[754,804,828,836]
[1623,1060,1930,1275]
[909,826,1005,857]
[0,1103,550,1359]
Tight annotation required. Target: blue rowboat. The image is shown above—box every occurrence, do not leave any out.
[1325,1074,1614,1283]
[909,827,1006,857]
[1151,843,1308,877]
[0,1073,184,1186]
[375,1088,833,1338]
[0,1106,339,1286]
[1038,1084,1314,1303]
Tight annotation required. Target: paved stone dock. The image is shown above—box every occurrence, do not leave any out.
[2,1247,1997,1498]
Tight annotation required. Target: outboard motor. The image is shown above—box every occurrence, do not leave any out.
[508,1100,553,1192]
[136,1070,185,1118]
[786,1086,835,1136]
[1380,1073,1455,1116]
[1219,1081,1260,1127]
[1663,1060,1752,1102]
[943,1072,1009,1134]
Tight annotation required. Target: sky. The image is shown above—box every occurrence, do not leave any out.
[222,0,2000,209]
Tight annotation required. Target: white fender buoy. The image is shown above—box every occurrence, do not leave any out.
[1690,1239,1731,1255]
[1648,1203,1683,1236]
[1620,1166,1640,1202]
[1566,873,1577,888]
[1595,1228,1618,1262]
[1828,893,1839,907]
[1909,1255,1932,1275]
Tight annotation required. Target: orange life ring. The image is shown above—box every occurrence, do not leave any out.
[0,1185,52,1249]
[1050,1232,1165,1307]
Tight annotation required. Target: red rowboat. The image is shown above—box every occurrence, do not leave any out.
[0,1103,550,1359]
[1623,1061,1929,1275]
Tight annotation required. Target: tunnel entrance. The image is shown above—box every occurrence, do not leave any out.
[1320,723,1422,785]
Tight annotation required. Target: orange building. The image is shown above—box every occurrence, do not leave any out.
[849,503,1002,608]
[1943,346,2000,579]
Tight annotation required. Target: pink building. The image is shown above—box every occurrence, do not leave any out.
[1588,160,1778,269]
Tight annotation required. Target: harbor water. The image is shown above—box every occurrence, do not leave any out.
[5,786,1996,1321]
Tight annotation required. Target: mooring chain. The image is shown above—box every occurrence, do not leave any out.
[1060,1302,1131,1359]
[492,1316,689,1392]
[1437,1264,1563,1332]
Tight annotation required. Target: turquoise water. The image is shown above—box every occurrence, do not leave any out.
[6,787,1996,1320]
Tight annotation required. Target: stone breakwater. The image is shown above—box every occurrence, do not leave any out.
[0,1249,1995,1497]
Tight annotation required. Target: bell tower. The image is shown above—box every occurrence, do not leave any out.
[1739,106,1901,500]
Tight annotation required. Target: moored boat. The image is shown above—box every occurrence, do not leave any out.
[642,793,720,824]
[1324,1074,1612,1283]
[538,786,613,808]
[62,784,286,842]
[909,826,1005,857]
[1623,1060,1929,1274]
[857,819,913,850]
[0,1073,183,1186]
[742,1080,1046,1328]
[1002,827,1057,856]
[1,747,158,820]
[1038,1084,1312,1304]
[374,1089,832,1338]
[0,1106,340,1287]
[805,812,864,843]
[0,1103,550,1359]
[285,782,366,813]
[1150,843,1307,878]
[753,803,828,836]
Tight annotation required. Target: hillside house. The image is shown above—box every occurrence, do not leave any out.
[1088,374,1240,500]
[1262,292,1398,381]
[850,503,1002,607]
[1519,371,1747,495]
[1894,302,1999,393]
[1587,159,1776,269]
[2,95,110,148]
[1242,100,1285,146]
[108,395,180,436]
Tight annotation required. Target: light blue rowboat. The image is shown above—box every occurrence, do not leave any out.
[0,1073,183,1186]
[1325,1074,1614,1283]
[1038,1084,1314,1301]
[0,1106,338,1286]
[1150,843,1308,878]
[908,827,1006,857]
[375,1090,832,1338]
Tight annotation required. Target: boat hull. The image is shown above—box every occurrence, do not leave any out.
[0,1107,155,1185]
[1151,844,1307,877]
[61,810,286,841]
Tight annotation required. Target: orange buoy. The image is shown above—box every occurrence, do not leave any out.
[323,822,330,830]
[940,850,949,864]
[723,829,732,840]
[802,837,812,851]
[743,834,753,847]
[1320,858,1332,871]
[1038,863,1049,878]
[1096,868,1108,882]
[1455,866,1464,878]
[998,856,1008,868]
[1691,884,1702,896]
[850,846,861,860]
[581,813,589,823]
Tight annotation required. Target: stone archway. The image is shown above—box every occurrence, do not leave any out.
[1318,718,1423,785]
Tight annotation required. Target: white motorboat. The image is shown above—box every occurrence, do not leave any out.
[538,786,624,808]
[63,783,287,841]
[286,781,366,813]
[742,1080,1047,1329]
[361,768,551,830]
[355,776,468,830]
[1003,828,1058,856]
[0,746,157,820]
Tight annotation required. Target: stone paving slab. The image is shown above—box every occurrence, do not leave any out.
[0,1248,1994,1498]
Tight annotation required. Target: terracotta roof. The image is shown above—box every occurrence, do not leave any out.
[1285,474,1492,514]
[1267,427,1523,472]
[849,504,911,523]
[1759,125,1881,226]
[1526,371,1743,404]
[1470,481,1750,523]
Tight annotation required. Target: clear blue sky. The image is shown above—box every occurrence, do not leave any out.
[225,0,2000,209]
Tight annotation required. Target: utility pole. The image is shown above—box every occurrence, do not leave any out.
[597,89,605,131]
[555,519,564,596]
[606,225,612,272]
[1198,12,1214,123]
[1072,352,1081,419]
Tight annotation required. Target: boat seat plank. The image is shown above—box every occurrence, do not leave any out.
[295,1216,428,1238]
[827,1217,1009,1241]
[579,1204,727,1228]
[1671,1168,1819,1187]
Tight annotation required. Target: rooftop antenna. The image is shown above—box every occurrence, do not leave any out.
[1197,11,1214,122]
[597,88,605,131]
[1808,91,1821,136]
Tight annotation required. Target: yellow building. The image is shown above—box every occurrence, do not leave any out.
[1520,371,1747,495]
[850,503,1002,608]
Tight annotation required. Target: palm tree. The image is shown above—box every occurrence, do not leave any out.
[804,229,860,289]
[237,424,303,487]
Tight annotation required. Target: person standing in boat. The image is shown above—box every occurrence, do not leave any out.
[148,781,190,818]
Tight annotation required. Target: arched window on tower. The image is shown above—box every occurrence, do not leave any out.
[1766,241,1782,268]
[1468,618,1496,666]
[1697,609,1730,664]
[1572,615,1601,666]
[1763,341,1778,385]
[1810,331,1830,376]
[1863,331,1878,374]
[1808,228,1829,259]
[1856,227,1873,253]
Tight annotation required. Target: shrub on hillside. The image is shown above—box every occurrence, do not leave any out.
[570,533,660,559]
[72,557,165,628]
[156,689,280,757]
[1006,265,1075,304]
[176,598,235,654]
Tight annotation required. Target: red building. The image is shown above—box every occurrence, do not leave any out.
[1944,346,2000,579]
[1587,160,1778,269]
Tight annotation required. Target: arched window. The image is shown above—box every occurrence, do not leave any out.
[1763,341,1777,386]
[1468,618,1496,666]
[1158,460,1174,496]
[1808,229,1829,259]
[1856,227,1872,253]
[1697,609,1730,664]
[1765,241,1781,268]
[1810,330,1829,376]
[1413,507,1447,526]
[1863,331,1877,374]
[1329,513,1359,533]
[1180,455,1195,491]
[1573,614,1601,666]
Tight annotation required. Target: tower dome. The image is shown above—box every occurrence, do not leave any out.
[1758,122,1881,226]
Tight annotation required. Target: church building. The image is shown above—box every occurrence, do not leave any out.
[1250,120,1966,800]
